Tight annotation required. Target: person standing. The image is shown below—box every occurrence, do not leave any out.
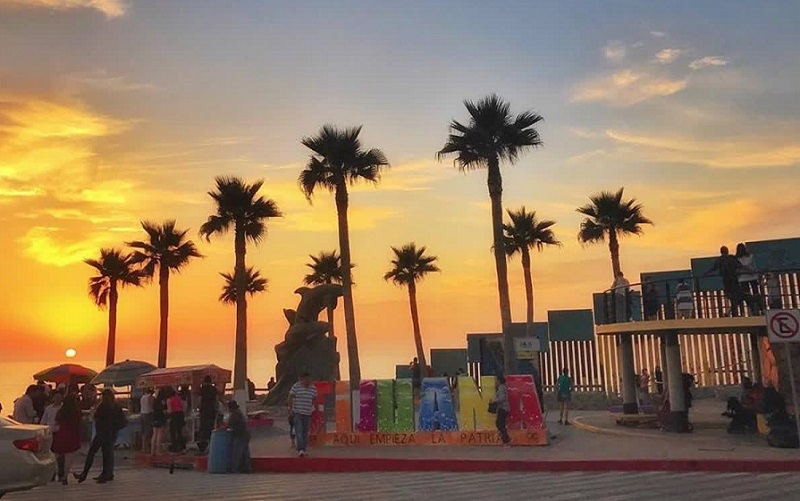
[13,385,39,424]
[556,368,573,425]
[490,375,511,445]
[52,394,81,485]
[167,387,186,452]
[75,389,126,484]
[735,243,762,315]
[267,377,277,391]
[139,388,154,453]
[643,281,659,320]
[675,279,694,319]
[41,391,63,433]
[288,372,317,457]
[410,358,421,397]
[150,389,168,456]
[639,369,651,404]
[654,366,664,394]
[198,376,219,453]
[706,246,744,316]
[611,272,631,322]
[226,400,251,473]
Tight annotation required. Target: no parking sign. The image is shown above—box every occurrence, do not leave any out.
[767,310,800,344]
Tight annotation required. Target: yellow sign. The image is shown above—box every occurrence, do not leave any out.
[514,337,540,359]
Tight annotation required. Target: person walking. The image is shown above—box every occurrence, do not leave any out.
[52,394,81,485]
[556,368,573,425]
[139,388,154,453]
[150,388,168,456]
[75,389,126,484]
[226,400,251,473]
[167,387,186,452]
[491,375,511,445]
[288,372,317,457]
[198,376,219,453]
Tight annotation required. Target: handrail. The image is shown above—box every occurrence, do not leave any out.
[600,267,800,295]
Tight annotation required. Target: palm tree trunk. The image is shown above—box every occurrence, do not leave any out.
[522,248,534,336]
[408,281,427,370]
[157,265,170,368]
[106,280,118,367]
[608,229,621,279]
[335,184,361,392]
[233,228,248,393]
[487,156,513,374]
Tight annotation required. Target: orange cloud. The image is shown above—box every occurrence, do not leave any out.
[570,69,688,106]
[0,0,126,18]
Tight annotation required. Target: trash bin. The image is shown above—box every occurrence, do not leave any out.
[207,429,231,474]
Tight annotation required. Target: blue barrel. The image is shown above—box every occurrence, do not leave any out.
[207,429,231,474]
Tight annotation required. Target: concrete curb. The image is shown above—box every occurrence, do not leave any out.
[571,416,671,440]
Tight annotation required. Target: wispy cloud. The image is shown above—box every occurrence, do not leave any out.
[570,70,688,106]
[0,0,126,18]
[64,70,154,93]
[655,48,684,64]
[650,31,667,38]
[603,41,626,64]
[689,56,728,70]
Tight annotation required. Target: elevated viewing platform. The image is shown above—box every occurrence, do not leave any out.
[595,315,766,336]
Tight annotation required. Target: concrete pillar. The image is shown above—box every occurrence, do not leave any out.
[750,332,762,384]
[660,335,669,393]
[618,334,638,414]
[665,332,689,432]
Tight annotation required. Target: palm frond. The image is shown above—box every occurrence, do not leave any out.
[384,243,440,287]
[219,267,268,304]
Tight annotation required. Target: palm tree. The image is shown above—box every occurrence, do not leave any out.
[503,207,560,337]
[384,244,440,370]
[128,220,201,368]
[219,267,268,304]
[85,248,144,367]
[200,176,282,394]
[299,125,389,390]
[437,94,543,373]
[576,187,653,279]
[303,250,348,337]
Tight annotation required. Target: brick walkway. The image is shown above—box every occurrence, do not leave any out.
[7,469,800,500]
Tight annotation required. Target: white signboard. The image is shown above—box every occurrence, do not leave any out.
[514,337,540,359]
[766,310,800,344]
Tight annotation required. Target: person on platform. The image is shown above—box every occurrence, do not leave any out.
[247,378,256,401]
[150,388,168,456]
[139,388,154,453]
[736,243,763,315]
[267,377,277,391]
[611,272,631,322]
[643,281,659,320]
[556,368,573,425]
[705,246,745,316]
[227,400,251,473]
[75,389,126,484]
[198,376,219,453]
[13,385,39,424]
[675,279,694,319]
[167,387,186,452]
[490,375,511,445]
[52,394,81,485]
[288,372,317,457]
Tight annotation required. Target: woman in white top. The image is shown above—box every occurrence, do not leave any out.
[735,243,763,315]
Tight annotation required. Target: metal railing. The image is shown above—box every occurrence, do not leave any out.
[597,269,800,325]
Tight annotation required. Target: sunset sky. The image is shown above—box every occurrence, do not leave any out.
[1,1,799,389]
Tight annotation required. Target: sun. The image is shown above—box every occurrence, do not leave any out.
[65,348,77,358]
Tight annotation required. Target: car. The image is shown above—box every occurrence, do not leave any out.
[0,415,56,498]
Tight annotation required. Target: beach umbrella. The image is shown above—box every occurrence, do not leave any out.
[91,359,157,387]
[33,363,98,385]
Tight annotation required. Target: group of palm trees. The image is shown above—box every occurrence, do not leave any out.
[85,93,653,396]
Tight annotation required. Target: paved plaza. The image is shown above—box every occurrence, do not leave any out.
[7,469,800,501]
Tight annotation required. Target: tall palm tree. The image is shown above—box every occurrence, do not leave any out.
[299,125,389,390]
[219,267,268,304]
[200,176,282,394]
[85,248,144,367]
[576,187,653,279]
[303,250,349,336]
[437,94,544,373]
[128,220,201,368]
[383,244,440,371]
[503,207,560,337]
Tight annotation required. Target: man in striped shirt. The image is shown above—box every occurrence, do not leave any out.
[288,372,317,457]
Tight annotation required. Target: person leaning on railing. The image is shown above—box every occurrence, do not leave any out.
[610,272,632,322]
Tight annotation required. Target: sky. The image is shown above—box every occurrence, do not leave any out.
[1,0,799,391]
